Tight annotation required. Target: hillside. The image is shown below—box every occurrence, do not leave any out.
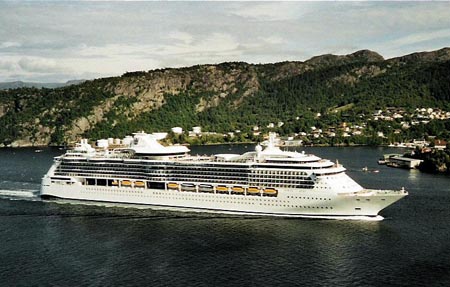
[0,48,450,147]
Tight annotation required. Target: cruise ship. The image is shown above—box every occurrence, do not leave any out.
[40,132,408,219]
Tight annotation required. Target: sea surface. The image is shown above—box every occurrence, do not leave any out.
[0,145,449,287]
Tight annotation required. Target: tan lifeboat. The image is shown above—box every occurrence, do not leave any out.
[263,188,278,196]
[121,180,132,187]
[216,185,229,193]
[232,186,245,193]
[135,181,145,188]
[167,182,179,190]
[247,187,260,195]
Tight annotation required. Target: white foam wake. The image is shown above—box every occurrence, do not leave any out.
[294,214,384,221]
[0,189,38,198]
[196,210,384,221]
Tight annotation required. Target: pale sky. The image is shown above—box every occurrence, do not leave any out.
[1,1,450,82]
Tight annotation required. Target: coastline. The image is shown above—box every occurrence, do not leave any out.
[0,141,415,149]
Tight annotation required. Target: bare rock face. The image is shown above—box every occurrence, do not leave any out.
[111,70,191,114]
[330,65,387,86]
[10,140,31,147]
[353,65,386,77]
[68,116,92,141]
[66,95,124,142]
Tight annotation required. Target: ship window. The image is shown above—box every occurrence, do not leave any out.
[86,178,96,185]
[355,207,361,211]
[97,179,107,186]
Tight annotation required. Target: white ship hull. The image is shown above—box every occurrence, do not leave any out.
[40,177,406,219]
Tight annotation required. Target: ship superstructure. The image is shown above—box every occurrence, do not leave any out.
[41,132,407,219]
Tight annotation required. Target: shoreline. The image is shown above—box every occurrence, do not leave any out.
[0,142,414,149]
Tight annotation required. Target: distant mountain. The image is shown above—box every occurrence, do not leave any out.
[0,80,86,90]
[0,48,449,147]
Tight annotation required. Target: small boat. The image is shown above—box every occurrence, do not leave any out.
[181,183,196,191]
[135,181,145,188]
[111,180,119,186]
[362,167,368,172]
[167,182,179,190]
[263,188,278,196]
[231,186,245,194]
[198,184,214,192]
[34,149,43,153]
[121,180,132,186]
[247,187,260,195]
[216,185,229,193]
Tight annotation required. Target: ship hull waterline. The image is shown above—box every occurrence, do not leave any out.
[40,181,406,221]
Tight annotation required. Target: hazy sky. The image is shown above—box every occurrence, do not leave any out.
[1,1,450,82]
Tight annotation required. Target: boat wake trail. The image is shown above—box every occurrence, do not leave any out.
[296,214,384,221]
[0,189,40,200]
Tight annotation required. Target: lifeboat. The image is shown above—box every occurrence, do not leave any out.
[216,185,229,193]
[121,180,132,187]
[231,186,244,194]
[263,188,278,197]
[111,180,119,186]
[167,182,179,190]
[247,187,260,195]
[181,183,196,192]
[198,184,214,193]
[135,181,145,188]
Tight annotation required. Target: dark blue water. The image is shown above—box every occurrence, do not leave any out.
[1,146,449,286]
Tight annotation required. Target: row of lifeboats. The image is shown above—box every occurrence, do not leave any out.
[111,180,145,188]
[167,182,278,196]
[107,179,277,196]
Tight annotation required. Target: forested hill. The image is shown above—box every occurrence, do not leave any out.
[1,47,450,146]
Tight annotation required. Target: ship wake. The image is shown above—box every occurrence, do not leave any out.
[195,209,385,221]
[0,189,40,200]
